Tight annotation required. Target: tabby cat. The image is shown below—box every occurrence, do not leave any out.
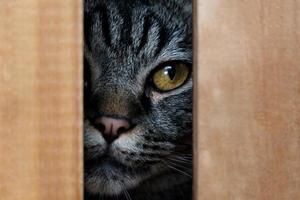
[84,0,192,199]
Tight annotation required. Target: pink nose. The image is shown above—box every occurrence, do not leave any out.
[94,116,131,142]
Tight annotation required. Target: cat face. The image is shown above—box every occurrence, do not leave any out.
[84,0,192,196]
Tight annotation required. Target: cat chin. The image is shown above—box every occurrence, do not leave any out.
[85,179,134,196]
[85,173,140,195]
[85,179,125,195]
[85,162,143,196]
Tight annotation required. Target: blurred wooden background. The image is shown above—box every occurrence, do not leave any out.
[195,0,300,199]
[0,0,83,200]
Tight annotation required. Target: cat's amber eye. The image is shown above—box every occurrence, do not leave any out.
[152,63,190,91]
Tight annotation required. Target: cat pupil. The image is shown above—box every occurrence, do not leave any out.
[164,66,176,80]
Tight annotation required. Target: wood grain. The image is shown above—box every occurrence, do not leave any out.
[194,0,300,199]
[0,1,83,200]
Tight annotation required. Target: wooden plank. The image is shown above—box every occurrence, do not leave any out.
[194,0,300,199]
[0,1,83,200]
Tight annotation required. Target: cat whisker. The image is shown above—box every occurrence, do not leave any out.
[172,155,193,162]
[163,160,192,178]
[123,190,133,200]
[123,192,128,200]
[166,160,192,171]
[115,193,121,200]
[167,157,192,165]
[174,154,193,160]
[165,163,192,178]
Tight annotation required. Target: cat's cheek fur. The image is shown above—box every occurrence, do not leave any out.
[110,129,145,165]
[84,121,107,160]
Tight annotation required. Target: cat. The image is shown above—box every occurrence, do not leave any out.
[84,0,192,199]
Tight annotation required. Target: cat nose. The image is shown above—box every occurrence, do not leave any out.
[94,116,131,143]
